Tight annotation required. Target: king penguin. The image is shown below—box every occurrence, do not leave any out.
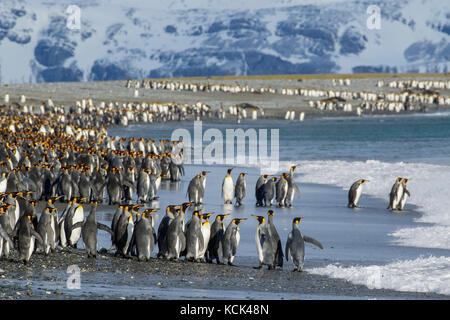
[206,214,229,264]
[267,210,283,269]
[132,208,158,261]
[285,165,300,207]
[263,177,279,207]
[387,177,403,210]
[13,212,44,264]
[185,210,204,262]
[348,179,369,208]
[71,201,114,258]
[285,217,323,272]
[398,178,410,211]
[187,174,203,206]
[252,215,273,270]
[166,208,186,261]
[255,174,271,207]
[234,173,247,206]
[222,168,234,204]
[197,213,212,261]
[222,218,246,266]
[275,173,289,207]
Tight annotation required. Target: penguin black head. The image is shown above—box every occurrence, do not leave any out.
[262,174,271,179]
[240,173,247,176]
[200,213,213,220]
[359,179,369,183]
[227,168,233,175]
[290,165,299,172]
[396,177,402,182]
[201,171,210,176]
[252,215,265,225]
[402,178,409,183]
[216,214,229,221]
[293,217,303,224]
[193,210,200,217]
[267,210,275,216]
[233,218,247,225]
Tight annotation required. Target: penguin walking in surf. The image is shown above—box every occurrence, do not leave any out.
[285,217,323,272]
[398,178,410,211]
[348,179,369,208]
[387,177,403,211]
[222,168,234,204]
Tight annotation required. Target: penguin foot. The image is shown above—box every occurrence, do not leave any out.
[253,266,262,270]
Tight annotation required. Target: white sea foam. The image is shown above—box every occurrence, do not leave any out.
[263,159,450,295]
[309,256,450,296]
[272,159,450,250]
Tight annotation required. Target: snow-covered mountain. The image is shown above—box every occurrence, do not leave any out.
[0,0,448,83]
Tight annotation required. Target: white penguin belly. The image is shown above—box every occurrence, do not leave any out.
[70,207,84,244]
[354,186,363,205]
[28,236,35,260]
[255,229,263,263]
[222,178,234,201]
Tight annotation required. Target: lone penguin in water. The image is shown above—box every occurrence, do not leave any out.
[285,217,323,272]
[222,168,234,204]
[398,178,410,211]
[348,179,369,208]
[387,177,404,211]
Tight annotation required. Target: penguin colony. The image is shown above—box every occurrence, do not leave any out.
[129,78,450,116]
[0,93,412,270]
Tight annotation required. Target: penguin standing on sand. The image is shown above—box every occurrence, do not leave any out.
[185,210,204,262]
[285,217,323,272]
[198,213,212,261]
[166,208,186,261]
[234,173,247,206]
[398,178,410,211]
[348,179,369,208]
[252,215,273,270]
[65,197,85,248]
[222,218,246,266]
[267,210,283,269]
[387,177,404,210]
[206,214,229,264]
[0,205,14,259]
[157,203,191,258]
[71,201,113,258]
[115,209,134,257]
[12,212,43,264]
[36,206,58,254]
[222,168,234,204]
[132,208,158,261]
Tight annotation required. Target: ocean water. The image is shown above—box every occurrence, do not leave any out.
[108,112,450,296]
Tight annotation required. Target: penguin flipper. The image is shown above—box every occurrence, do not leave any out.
[285,233,292,262]
[180,232,186,253]
[97,223,114,236]
[0,225,13,246]
[31,229,44,245]
[71,221,85,232]
[303,235,323,250]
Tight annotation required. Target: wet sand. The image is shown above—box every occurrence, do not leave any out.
[1,164,449,300]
